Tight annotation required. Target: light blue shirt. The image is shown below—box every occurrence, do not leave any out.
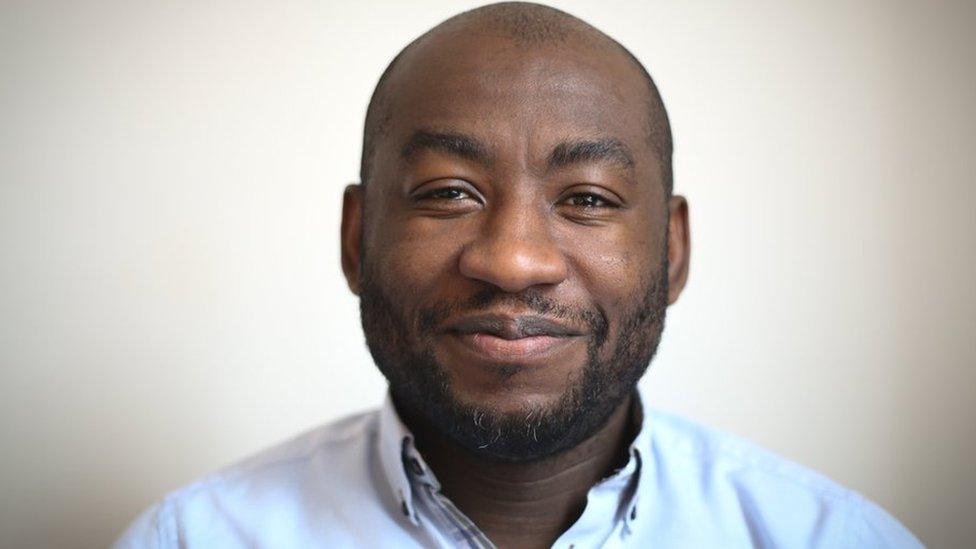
[115,392,922,548]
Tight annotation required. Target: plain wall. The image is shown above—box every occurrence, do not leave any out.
[1,1,973,547]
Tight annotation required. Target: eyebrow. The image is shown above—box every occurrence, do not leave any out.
[400,131,635,179]
[400,130,491,167]
[547,138,635,175]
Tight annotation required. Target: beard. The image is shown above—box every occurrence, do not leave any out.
[358,253,669,463]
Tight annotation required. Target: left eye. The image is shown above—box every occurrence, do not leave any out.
[425,187,470,200]
[564,193,613,208]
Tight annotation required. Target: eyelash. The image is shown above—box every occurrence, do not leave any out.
[422,187,472,201]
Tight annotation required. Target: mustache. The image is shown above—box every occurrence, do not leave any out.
[417,287,609,347]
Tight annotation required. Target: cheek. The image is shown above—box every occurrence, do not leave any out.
[368,216,467,296]
[557,223,658,311]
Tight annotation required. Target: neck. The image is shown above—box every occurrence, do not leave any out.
[404,395,636,549]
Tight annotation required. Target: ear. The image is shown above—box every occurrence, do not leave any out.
[340,184,364,295]
[666,195,690,305]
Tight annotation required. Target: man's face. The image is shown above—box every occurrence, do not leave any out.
[343,31,687,461]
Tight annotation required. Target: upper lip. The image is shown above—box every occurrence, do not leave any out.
[445,314,581,340]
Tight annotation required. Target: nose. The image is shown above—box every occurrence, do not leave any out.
[458,202,569,293]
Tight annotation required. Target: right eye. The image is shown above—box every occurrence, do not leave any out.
[419,187,473,201]
[411,180,483,216]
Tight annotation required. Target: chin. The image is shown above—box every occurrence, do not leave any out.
[449,382,567,417]
[432,337,591,414]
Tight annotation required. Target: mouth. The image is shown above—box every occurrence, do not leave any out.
[443,314,583,362]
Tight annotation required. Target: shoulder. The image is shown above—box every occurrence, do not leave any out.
[114,409,386,549]
[640,409,922,548]
[647,409,848,497]
[181,408,378,501]
[209,409,378,483]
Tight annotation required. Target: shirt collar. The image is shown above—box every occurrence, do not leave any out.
[376,393,421,525]
[623,389,651,532]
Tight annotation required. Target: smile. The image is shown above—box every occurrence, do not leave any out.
[453,332,577,361]
[443,313,583,362]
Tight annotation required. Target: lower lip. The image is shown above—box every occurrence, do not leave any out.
[452,332,575,361]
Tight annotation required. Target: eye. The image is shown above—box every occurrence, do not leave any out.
[421,187,473,201]
[562,192,618,209]
[410,180,483,216]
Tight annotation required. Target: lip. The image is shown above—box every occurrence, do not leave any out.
[452,332,575,361]
[447,313,580,339]
[443,313,583,361]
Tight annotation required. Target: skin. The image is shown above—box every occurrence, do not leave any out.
[341,26,690,549]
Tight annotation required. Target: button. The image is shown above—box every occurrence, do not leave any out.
[409,458,424,476]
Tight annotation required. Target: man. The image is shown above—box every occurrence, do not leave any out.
[116,3,921,547]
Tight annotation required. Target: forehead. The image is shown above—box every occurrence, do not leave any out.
[379,30,653,160]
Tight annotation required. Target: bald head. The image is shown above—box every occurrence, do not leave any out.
[360,1,673,195]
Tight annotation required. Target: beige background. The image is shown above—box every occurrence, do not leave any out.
[1,1,974,547]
